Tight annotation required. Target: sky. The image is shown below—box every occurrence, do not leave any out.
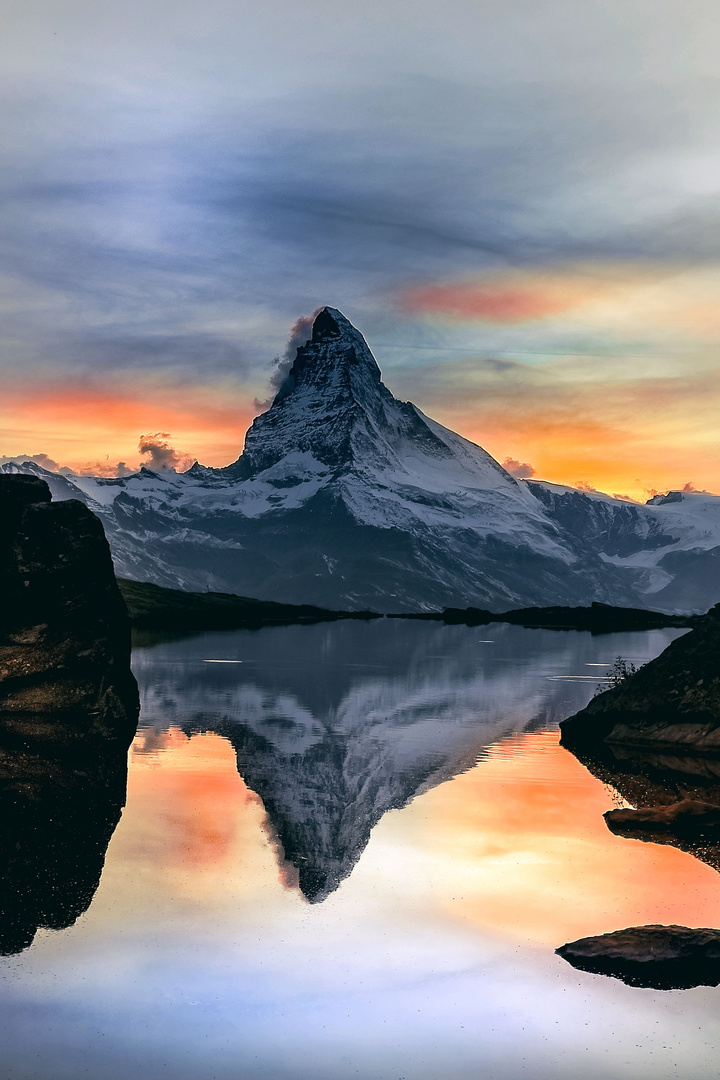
[2,0,720,498]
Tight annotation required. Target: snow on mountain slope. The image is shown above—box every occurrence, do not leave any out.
[526,479,720,610]
[4,307,720,611]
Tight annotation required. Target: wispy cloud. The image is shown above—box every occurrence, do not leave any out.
[1,2,720,492]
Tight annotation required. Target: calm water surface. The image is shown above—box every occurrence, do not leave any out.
[2,620,720,1079]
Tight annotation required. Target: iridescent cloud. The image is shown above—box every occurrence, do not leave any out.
[400,274,595,323]
[2,1,720,491]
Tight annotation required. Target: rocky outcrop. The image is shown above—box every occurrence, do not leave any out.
[562,738,720,873]
[0,475,139,953]
[557,925,720,989]
[605,799,720,841]
[0,474,138,745]
[560,667,720,989]
[560,610,720,750]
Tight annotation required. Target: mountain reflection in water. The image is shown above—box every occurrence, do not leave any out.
[132,619,684,902]
[5,621,720,1080]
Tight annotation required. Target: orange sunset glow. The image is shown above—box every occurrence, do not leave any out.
[389,263,720,499]
[446,395,720,501]
[5,260,720,498]
[6,263,720,498]
[399,263,720,332]
[1,381,255,473]
[121,728,281,903]
[400,274,596,323]
[416,732,720,945]
[115,726,720,946]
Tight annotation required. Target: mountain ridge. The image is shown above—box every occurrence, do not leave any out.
[4,307,720,612]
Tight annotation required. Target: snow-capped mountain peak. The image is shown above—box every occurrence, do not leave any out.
[226,307,520,495]
[5,308,720,612]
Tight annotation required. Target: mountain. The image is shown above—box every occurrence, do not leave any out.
[4,307,720,612]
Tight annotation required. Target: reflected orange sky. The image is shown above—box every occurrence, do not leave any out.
[413,732,720,944]
[115,725,720,947]
[117,727,281,905]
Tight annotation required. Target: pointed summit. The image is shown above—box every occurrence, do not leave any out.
[230,308,401,477]
[310,306,346,341]
[273,307,382,406]
[223,307,518,490]
[30,305,707,614]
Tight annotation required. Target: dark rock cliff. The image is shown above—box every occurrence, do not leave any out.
[0,474,138,744]
[0,475,139,953]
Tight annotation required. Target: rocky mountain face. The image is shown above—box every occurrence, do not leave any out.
[5,308,720,612]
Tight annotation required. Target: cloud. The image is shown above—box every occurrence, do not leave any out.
[3,16,720,500]
[66,333,251,378]
[254,309,322,410]
[400,278,592,324]
[72,459,135,477]
[501,457,536,479]
[2,72,720,400]
[138,433,193,472]
[0,383,253,474]
[575,480,604,494]
[0,451,136,478]
[0,452,61,472]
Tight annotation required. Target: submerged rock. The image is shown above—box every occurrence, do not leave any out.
[557,924,720,989]
[605,799,720,841]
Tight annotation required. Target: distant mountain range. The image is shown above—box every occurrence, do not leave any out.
[5,307,720,612]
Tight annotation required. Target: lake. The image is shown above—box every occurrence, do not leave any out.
[2,619,720,1079]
